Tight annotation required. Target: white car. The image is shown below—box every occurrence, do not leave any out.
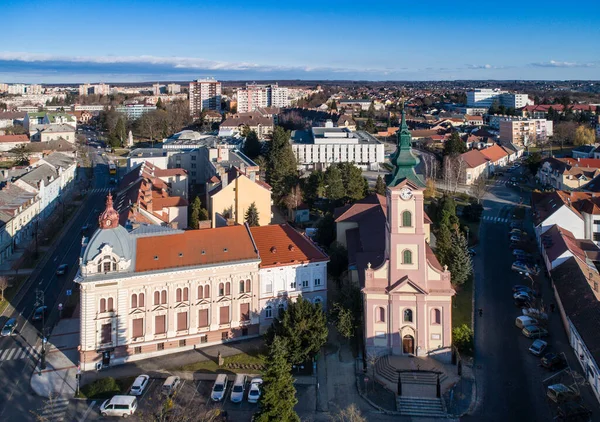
[247,378,263,403]
[129,375,150,396]
[522,308,548,320]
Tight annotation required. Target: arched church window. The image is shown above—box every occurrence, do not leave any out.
[403,308,413,323]
[403,249,413,265]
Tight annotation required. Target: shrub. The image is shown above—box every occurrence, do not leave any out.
[453,324,474,356]
[79,377,121,399]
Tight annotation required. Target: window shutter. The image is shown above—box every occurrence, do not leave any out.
[132,318,143,338]
[219,306,229,325]
[198,309,209,327]
[240,303,250,321]
[177,312,188,331]
[155,315,166,334]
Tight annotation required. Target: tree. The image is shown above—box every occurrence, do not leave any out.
[453,324,474,355]
[266,296,328,365]
[525,152,542,176]
[189,197,202,229]
[331,302,354,340]
[437,195,459,229]
[338,163,367,203]
[11,144,31,165]
[364,118,376,134]
[375,174,386,195]
[315,214,336,249]
[3,125,25,135]
[443,132,466,156]
[155,97,165,110]
[447,229,472,286]
[435,224,453,266]
[327,241,348,280]
[0,276,8,301]
[303,170,326,207]
[325,165,345,202]
[329,101,337,111]
[266,127,298,200]
[254,336,300,422]
[469,176,488,204]
[330,404,367,422]
[113,116,127,146]
[367,102,376,118]
[424,178,437,199]
[245,202,260,226]
[243,130,261,159]
[574,125,596,146]
[553,121,578,147]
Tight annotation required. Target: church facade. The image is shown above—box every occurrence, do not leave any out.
[336,110,454,357]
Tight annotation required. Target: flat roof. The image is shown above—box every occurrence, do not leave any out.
[291,130,381,145]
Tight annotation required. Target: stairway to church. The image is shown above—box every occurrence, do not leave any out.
[397,396,448,418]
[375,354,448,385]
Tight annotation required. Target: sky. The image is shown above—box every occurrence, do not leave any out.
[1,0,599,83]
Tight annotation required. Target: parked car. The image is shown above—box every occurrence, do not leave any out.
[513,249,528,257]
[522,325,549,339]
[161,376,180,397]
[513,291,533,301]
[511,261,540,275]
[510,229,524,236]
[513,286,538,297]
[56,264,69,275]
[247,378,263,404]
[514,252,534,261]
[515,316,538,329]
[230,374,247,403]
[547,384,580,403]
[1,318,17,336]
[211,374,229,402]
[541,353,567,371]
[99,395,138,418]
[514,296,532,308]
[510,221,524,230]
[510,234,522,243]
[557,402,591,419]
[529,339,548,356]
[129,375,150,396]
[32,306,47,321]
[512,284,530,293]
[523,308,548,320]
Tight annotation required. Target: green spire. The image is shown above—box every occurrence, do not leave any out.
[388,107,424,187]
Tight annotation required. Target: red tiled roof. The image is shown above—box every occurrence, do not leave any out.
[479,144,508,163]
[154,168,187,177]
[152,196,188,209]
[560,158,600,169]
[135,225,258,272]
[460,150,488,169]
[250,224,329,268]
[0,135,29,143]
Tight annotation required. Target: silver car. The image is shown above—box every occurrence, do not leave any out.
[1,318,17,336]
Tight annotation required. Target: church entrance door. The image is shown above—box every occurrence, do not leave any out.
[402,335,415,354]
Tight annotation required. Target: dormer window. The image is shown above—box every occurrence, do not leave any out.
[98,255,117,273]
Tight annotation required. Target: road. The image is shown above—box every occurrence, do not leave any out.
[0,130,113,421]
[469,167,600,421]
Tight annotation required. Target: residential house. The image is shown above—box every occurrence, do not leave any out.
[24,112,76,133]
[219,112,274,140]
[207,167,272,228]
[0,112,26,129]
[479,144,509,173]
[31,124,76,143]
[537,157,600,190]
[459,150,489,185]
[337,115,357,131]
[572,145,598,159]
[0,183,39,264]
[464,115,484,126]
[0,135,29,152]
[540,224,600,271]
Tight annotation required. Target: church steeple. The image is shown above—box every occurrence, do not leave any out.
[98,193,120,229]
[388,106,424,187]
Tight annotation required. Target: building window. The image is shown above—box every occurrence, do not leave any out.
[314,278,321,286]
[314,297,322,306]
[107,297,114,312]
[219,283,224,296]
[431,308,441,325]
[219,306,230,325]
[176,288,182,302]
[132,318,143,338]
[134,346,142,354]
[198,285,204,299]
[198,309,209,327]
[179,339,186,347]
[594,233,600,241]
[157,343,165,351]
[265,306,273,319]
[404,309,413,323]
[99,298,106,313]
[139,293,145,308]
[200,335,208,344]
[265,280,273,293]
[403,250,413,265]
[245,279,251,292]
[239,280,245,293]
[302,280,309,288]
[222,332,229,341]
[225,282,231,295]
[402,211,412,227]
[204,285,210,299]
[101,323,111,344]
[376,307,385,323]
[161,290,167,304]
[155,315,166,335]
[291,281,297,289]
[177,312,188,331]
[593,220,600,225]
[240,303,250,321]
[131,294,138,309]
[278,303,285,315]
[154,291,160,306]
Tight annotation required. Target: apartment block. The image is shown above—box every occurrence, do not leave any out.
[79,83,111,96]
[499,117,553,146]
[189,78,222,119]
[236,83,290,113]
[466,88,532,109]
[167,84,181,95]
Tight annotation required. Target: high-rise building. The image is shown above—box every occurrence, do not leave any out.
[167,84,181,95]
[499,117,553,146]
[79,83,111,96]
[152,83,162,96]
[466,89,533,109]
[236,83,290,113]
[0,83,7,93]
[189,78,221,119]
[7,84,27,95]
[26,84,43,95]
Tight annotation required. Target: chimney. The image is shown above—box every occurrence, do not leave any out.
[249,171,256,182]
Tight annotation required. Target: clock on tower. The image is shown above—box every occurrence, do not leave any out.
[400,187,413,200]
[98,193,120,229]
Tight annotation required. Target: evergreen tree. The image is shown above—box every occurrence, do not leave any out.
[198,206,209,221]
[364,118,377,133]
[375,175,386,195]
[255,336,300,422]
[303,170,326,207]
[435,224,453,266]
[266,127,298,200]
[245,202,260,226]
[368,102,376,118]
[156,97,165,110]
[114,116,127,146]
[338,163,367,202]
[315,214,336,248]
[325,165,345,202]
[266,296,328,365]
[243,130,261,159]
[443,132,466,156]
[189,196,202,229]
[437,195,459,229]
[330,101,337,111]
[447,229,472,286]
[332,302,354,340]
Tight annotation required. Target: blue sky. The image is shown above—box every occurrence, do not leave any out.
[1,0,599,83]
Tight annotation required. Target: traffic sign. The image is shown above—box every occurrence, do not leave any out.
[66,290,72,296]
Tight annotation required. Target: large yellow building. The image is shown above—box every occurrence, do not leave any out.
[207,167,272,227]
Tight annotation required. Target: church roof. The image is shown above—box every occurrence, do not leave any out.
[387,108,425,188]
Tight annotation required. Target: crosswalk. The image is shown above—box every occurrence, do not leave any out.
[482,215,509,223]
[89,188,112,194]
[35,397,70,422]
[0,345,41,361]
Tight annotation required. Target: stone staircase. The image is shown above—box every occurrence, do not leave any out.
[375,354,448,385]
[397,396,448,419]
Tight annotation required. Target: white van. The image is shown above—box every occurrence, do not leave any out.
[99,395,138,418]
[515,315,538,329]
[230,374,247,403]
[211,374,229,401]
[161,376,181,397]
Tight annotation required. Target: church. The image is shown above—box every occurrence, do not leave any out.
[335,110,454,357]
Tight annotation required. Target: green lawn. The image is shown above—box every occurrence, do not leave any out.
[0,275,29,315]
[452,274,473,329]
[78,376,136,399]
[176,347,268,374]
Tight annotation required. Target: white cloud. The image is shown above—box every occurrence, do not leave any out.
[531,60,597,68]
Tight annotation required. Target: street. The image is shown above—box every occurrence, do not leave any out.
[469,166,600,421]
[0,131,113,421]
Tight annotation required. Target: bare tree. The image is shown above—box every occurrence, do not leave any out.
[330,404,367,422]
[366,352,380,392]
[0,276,8,301]
[283,184,303,217]
[470,176,488,204]
[443,155,465,193]
[31,393,60,422]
